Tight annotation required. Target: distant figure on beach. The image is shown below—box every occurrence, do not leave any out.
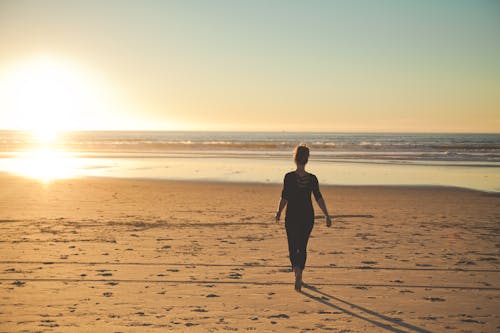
[276,144,332,292]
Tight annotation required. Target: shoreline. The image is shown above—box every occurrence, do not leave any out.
[84,175,499,194]
[2,148,498,192]
[2,171,497,195]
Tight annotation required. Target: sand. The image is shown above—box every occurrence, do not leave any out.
[0,173,499,332]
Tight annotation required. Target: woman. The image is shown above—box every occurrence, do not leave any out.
[275,144,331,292]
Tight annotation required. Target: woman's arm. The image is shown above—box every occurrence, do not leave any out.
[316,197,332,227]
[312,176,332,227]
[277,173,289,223]
[275,198,287,223]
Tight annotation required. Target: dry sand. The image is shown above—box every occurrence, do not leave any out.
[0,173,499,332]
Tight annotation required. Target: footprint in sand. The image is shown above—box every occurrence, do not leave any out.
[419,316,439,320]
[39,319,59,328]
[243,262,260,267]
[96,269,113,277]
[192,308,208,313]
[354,286,368,290]
[166,269,179,272]
[318,310,341,315]
[461,319,485,324]
[423,297,445,302]
[400,289,414,294]
[456,259,476,265]
[268,314,290,319]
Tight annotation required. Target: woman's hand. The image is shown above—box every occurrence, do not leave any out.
[276,198,287,223]
[326,216,332,227]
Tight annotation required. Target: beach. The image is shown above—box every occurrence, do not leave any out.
[2,0,500,331]
[0,173,499,332]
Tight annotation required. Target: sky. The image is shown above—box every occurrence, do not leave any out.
[0,0,499,132]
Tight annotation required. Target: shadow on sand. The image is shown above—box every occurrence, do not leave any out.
[301,283,433,333]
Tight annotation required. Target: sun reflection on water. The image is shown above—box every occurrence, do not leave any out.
[3,147,82,182]
[0,129,88,182]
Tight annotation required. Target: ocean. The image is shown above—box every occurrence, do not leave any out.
[0,131,499,192]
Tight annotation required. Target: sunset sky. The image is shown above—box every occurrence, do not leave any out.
[0,0,499,132]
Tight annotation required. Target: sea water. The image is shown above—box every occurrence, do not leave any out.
[0,131,499,192]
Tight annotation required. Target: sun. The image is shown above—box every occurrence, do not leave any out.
[0,54,125,134]
[0,53,181,133]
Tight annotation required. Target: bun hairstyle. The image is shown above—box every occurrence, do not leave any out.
[294,144,310,165]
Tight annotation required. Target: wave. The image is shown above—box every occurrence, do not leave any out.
[2,140,499,152]
[1,131,499,163]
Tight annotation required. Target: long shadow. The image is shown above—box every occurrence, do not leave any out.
[302,283,432,333]
[315,214,374,219]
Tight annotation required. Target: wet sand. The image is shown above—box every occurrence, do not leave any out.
[0,173,499,332]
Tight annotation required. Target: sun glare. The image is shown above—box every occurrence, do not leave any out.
[3,148,80,182]
[0,54,126,132]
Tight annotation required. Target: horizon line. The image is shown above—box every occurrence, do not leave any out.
[0,128,499,135]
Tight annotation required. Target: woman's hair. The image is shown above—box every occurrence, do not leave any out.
[294,144,310,165]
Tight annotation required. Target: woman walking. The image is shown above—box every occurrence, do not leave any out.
[275,144,332,291]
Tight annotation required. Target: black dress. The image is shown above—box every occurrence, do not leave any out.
[281,171,323,270]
